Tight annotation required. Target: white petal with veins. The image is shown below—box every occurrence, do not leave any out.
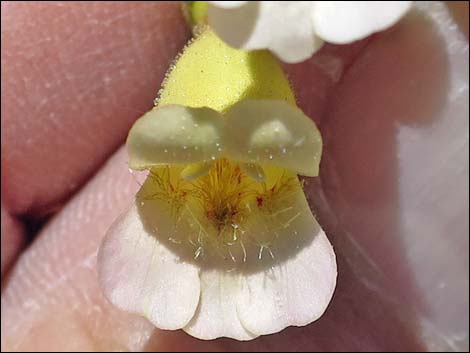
[97,202,201,330]
[237,196,337,335]
[184,270,257,341]
[313,1,412,44]
[184,191,337,339]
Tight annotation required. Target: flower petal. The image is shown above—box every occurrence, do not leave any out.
[225,99,322,176]
[126,105,223,170]
[184,270,258,341]
[97,202,200,330]
[313,1,412,44]
[208,1,323,63]
[181,161,214,181]
[209,1,248,9]
[184,187,336,339]
[236,194,337,335]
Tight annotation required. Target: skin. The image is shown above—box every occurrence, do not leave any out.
[1,1,468,351]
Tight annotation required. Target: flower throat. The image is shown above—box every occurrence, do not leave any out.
[141,159,303,263]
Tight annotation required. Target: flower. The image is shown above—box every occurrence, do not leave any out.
[207,1,412,63]
[98,29,337,340]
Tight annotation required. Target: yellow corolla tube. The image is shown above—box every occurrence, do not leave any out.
[157,28,296,110]
[127,29,322,177]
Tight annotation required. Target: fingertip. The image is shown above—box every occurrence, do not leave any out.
[1,2,190,215]
[1,204,26,276]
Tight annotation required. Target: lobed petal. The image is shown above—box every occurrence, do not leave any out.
[126,105,223,170]
[183,189,337,339]
[236,193,337,335]
[313,1,412,44]
[184,270,257,341]
[225,99,323,177]
[97,202,200,330]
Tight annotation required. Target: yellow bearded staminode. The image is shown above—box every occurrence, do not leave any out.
[126,29,323,264]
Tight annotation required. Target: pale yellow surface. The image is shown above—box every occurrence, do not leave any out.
[127,105,223,170]
[158,29,296,113]
[225,100,322,176]
[128,28,322,176]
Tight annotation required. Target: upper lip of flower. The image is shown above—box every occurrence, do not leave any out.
[126,99,323,179]
[207,1,413,63]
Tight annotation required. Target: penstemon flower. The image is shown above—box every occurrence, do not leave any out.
[207,1,412,63]
[98,29,336,340]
